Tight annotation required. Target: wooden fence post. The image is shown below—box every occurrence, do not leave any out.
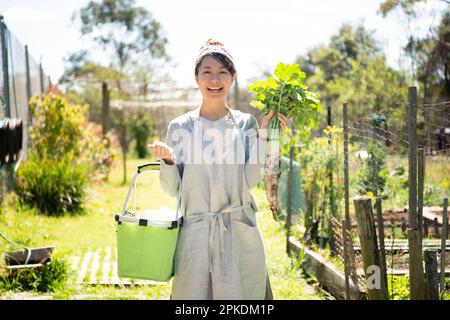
[102,81,110,137]
[440,198,448,299]
[353,197,387,300]
[407,86,426,300]
[375,198,388,297]
[424,249,439,300]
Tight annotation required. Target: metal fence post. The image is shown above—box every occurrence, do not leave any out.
[342,218,351,300]
[0,15,10,117]
[343,102,350,230]
[407,86,426,300]
[375,198,388,297]
[418,147,425,239]
[286,144,294,255]
[39,61,44,94]
[440,198,448,299]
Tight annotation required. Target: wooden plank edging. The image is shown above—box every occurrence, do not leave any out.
[288,236,367,300]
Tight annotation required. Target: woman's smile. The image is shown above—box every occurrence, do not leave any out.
[196,55,235,99]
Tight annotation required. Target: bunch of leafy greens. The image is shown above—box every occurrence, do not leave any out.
[247,63,322,136]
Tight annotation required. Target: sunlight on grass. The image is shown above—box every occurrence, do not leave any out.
[0,156,323,300]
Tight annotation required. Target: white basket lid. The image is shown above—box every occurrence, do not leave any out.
[116,206,181,227]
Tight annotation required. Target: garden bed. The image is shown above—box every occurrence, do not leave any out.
[288,236,367,300]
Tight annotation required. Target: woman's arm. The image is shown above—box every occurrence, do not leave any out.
[149,121,182,197]
[244,115,268,189]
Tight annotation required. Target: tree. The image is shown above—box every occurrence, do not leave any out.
[295,23,407,123]
[379,0,449,101]
[73,0,169,75]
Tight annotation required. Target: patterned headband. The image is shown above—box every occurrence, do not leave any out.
[195,39,235,69]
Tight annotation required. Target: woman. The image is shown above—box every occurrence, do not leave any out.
[148,39,287,300]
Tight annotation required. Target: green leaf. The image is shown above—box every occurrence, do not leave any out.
[250,100,266,110]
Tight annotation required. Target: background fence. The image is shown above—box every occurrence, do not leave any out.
[287,87,449,299]
[0,15,51,199]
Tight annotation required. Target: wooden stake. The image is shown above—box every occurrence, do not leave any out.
[424,249,439,300]
[353,197,387,300]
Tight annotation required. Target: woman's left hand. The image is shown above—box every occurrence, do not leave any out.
[259,110,289,141]
[260,110,288,131]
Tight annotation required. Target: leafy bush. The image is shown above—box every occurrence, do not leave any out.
[29,94,87,160]
[0,257,72,293]
[79,122,119,183]
[295,126,344,238]
[16,154,88,215]
[129,112,155,159]
[15,93,103,215]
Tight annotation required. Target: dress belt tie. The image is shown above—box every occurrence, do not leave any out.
[182,204,252,275]
[205,204,252,274]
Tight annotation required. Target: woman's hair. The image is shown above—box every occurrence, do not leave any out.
[194,39,236,77]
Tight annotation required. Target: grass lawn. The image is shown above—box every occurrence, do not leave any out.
[0,157,325,300]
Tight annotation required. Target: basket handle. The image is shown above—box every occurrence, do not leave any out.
[121,161,181,222]
[137,162,160,173]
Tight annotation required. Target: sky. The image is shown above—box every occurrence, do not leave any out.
[0,0,447,88]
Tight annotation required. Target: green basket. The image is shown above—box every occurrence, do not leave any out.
[115,162,182,282]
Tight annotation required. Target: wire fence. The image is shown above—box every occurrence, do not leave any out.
[0,16,51,199]
[286,93,449,299]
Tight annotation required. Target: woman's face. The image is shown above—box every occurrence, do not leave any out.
[195,55,235,101]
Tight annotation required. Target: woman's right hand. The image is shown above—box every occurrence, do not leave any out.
[148,141,175,165]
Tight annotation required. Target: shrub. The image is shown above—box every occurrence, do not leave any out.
[28,94,87,160]
[15,154,88,215]
[79,122,119,183]
[129,112,155,159]
[16,94,91,215]
[0,256,72,293]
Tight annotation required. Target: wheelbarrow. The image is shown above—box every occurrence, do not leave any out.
[0,231,54,273]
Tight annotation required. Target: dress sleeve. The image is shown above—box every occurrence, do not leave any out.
[244,115,268,189]
[159,120,183,197]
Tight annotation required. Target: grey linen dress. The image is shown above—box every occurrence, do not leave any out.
[159,106,272,300]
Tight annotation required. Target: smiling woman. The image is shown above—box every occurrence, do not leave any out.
[147,39,289,300]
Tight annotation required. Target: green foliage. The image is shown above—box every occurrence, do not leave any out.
[15,154,88,215]
[295,23,407,125]
[297,126,345,237]
[247,62,322,137]
[382,164,409,207]
[387,275,410,300]
[74,0,169,71]
[16,93,115,215]
[129,112,155,158]
[29,94,87,160]
[0,257,73,293]
[356,143,387,197]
